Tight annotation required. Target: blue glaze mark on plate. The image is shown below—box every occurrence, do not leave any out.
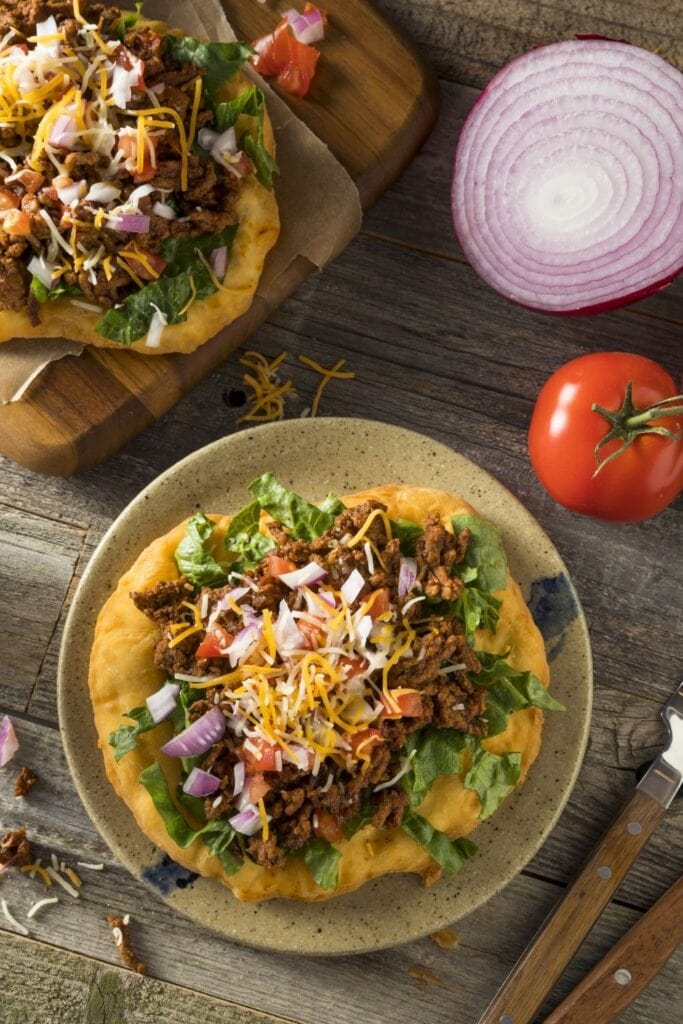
[142,855,198,895]
[528,574,578,650]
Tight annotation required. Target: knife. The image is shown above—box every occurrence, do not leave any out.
[540,872,683,1024]
[478,680,683,1024]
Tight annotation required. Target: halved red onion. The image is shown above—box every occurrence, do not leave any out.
[273,599,303,652]
[160,707,225,758]
[285,5,326,45]
[182,767,220,797]
[277,561,327,589]
[48,114,78,149]
[232,760,246,796]
[115,213,150,233]
[398,557,417,597]
[0,715,19,767]
[341,568,365,605]
[146,681,179,723]
[452,40,683,315]
[210,245,228,281]
[227,622,262,667]
[229,804,265,836]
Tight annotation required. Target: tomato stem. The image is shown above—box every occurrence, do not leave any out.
[591,381,683,476]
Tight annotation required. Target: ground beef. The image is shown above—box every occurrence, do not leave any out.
[0,258,29,311]
[0,827,31,867]
[130,577,195,622]
[371,787,408,830]
[14,766,39,798]
[107,914,147,974]
[415,513,469,601]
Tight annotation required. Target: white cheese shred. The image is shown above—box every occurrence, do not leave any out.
[46,866,80,897]
[26,896,59,919]
[1,899,30,936]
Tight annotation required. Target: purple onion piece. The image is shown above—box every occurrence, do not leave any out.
[115,213,150,233]
[341,568,365,605]
[232,760,246,796]
[278,561,327,589]
[273,599,303,652]
[182,767,220,797]
[0,715,19,767]
[229,804,264,836]
[146,682,180,724]
[210,245,228,281]
[398,557,418,597]
[228,622,262,667]
[160,707,226,758]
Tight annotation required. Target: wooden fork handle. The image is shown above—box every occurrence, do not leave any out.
[477,788,666,1024]
[541,873,683,1024]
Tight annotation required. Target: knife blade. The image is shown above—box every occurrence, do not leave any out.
[477,681,683,1024]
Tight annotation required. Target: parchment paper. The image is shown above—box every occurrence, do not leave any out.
[0,0,362,403]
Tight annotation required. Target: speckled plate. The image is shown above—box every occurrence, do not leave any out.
[58,418,592,955]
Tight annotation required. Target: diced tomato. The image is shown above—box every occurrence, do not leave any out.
[314,809,343,843]
[266,554,297,576]
[9,170,43,193]
[349,728,383,759]
[241,739,280,772]
[367,587,391,620]
[2,209,31,236]
[195,624,233,659]
[117,131,158,183]
[125,249,168,281]
[380,690,423,719]
[248,773,272,802]
[298,618,325,650]
[251,20,320,98]
[339,655,367,678]
[0,189,19,211]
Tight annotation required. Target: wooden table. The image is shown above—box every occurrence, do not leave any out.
[1,2,681,1021]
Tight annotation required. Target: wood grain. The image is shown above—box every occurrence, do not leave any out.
[542,874,683,1024]
[0,0,439,477]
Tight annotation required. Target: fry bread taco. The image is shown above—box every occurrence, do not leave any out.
[89,476,564,901]
[0,1,279,354]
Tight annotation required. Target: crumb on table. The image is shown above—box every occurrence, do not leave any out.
[0,827,31,868]
[107,914,147,975]
[14,766,39,798]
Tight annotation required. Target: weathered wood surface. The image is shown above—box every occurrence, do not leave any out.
[1,1,682,1022]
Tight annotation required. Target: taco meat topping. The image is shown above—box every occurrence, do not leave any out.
[131,500,489,869]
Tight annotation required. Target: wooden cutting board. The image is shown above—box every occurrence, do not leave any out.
[0,0,438,476]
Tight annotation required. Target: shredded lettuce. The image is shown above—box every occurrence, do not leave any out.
[96,223,237,345]
[139,762,240,874]
[248,472,337,541]
[464,747,521,820]
[213,85,278,190]
[391,518,424,555]
[301,837,342,890]
[164,37,254,98]
[451,513,508,593]
[112,0,143,40]
[403,728,473,807]
[108,705,157,762]
[470,651,565,737]
[30,276,81,303]
[224,499,275,568]
[401,808,477,876]
[318,493,346,517]
[174,512,227,588]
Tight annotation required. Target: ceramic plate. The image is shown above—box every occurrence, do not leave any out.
[58,418,592,954]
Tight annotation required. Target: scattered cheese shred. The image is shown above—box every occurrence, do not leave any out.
[20,863,52,887]
[298,354,355,418]
[1,898,29,936]
[238,350,296,424]
[27,896,59,919]
[187,76,202,149]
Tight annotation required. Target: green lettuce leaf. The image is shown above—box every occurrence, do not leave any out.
[248,472,336,540]
[451,513,508,593]
[213,84,278,190]
[174,512,227,588]
[401,808,477,876]
[224,499,275,568]
[318,493,346,517]
[391,518,424,555]
[454,586,502,641]
[470,652,565,737]
[301,837,342,890]
[403,727,473,807]
[30,276,81,303]
[163,36,253,98]
[96,224,237,346]
[108,705,157,762]
[464,747,521,820]
[112,0,143,40]
[139,762,240,874]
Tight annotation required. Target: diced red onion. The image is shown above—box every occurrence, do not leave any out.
[0,715,19,767]
[285,744,310,770]
[318,589,336,608]
[198,127,219,151]
[27,254,58,289]
[56,179,86,207]
[160,707,226,758]
[398,557,417,597]
[341,568,365,605]
[182,767,220,797]
[285,5,326,45]
[356,614,373,647]
[128,183,156,205]
[227,622,262,667]
[85,182,121,204]
[145,681,180,723]
[452,40,683,315]
[153,201,176,220]
[210,245,228,281]
[277,561,327,589]
[215,587,249,612]
[115,213,150,233]
[232,760,246,796]
[144,304,167,349]
[35,16,61,57]
[229,804,265,836]
[48,114,78,149]
[273,599,303,652]
[241,605,260,628]
[211,127,237,156]
[111,62,141,109]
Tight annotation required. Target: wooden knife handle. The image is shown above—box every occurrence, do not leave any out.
[478,788,666,1024]
[541,873,683,1024]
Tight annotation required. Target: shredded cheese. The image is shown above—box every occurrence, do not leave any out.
[238,350,296,424]
[187,76,202,149]
[298,355,356,417]
[20,863,52,886]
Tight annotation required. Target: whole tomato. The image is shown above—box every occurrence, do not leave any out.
[528,353,683,522]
